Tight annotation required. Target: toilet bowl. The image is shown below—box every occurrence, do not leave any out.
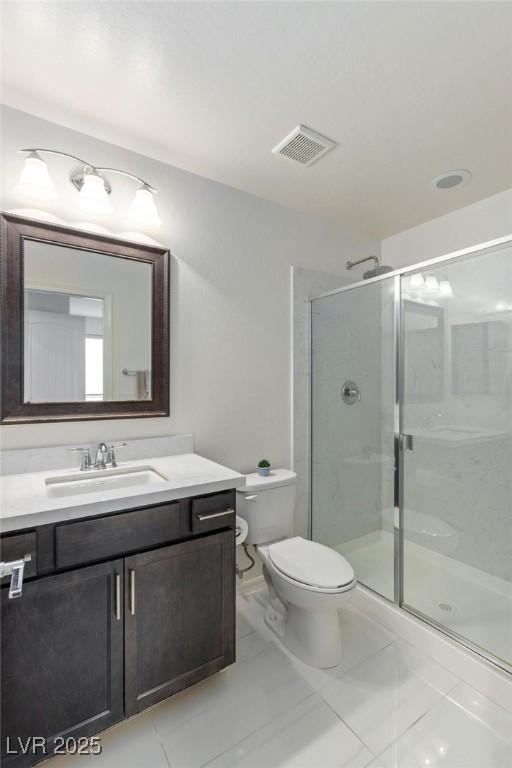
[237,470,356,668]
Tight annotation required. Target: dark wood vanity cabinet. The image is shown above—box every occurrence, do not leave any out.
[0,491,236,767]
[125,530,235,715]
[1,561,124,766]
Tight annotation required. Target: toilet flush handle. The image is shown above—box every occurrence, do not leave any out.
[245,494,259,501]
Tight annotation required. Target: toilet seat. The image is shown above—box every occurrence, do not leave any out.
[265,537,355,594]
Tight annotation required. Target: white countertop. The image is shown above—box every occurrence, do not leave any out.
[412,427,511,445]
[0,452,246,533]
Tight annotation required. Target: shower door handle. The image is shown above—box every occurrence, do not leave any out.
[400,434,414,451]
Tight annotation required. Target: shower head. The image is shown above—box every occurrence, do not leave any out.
[346,255,393,280]
[362,264,394,279]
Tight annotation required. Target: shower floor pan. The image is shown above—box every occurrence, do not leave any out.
[337,530,512,668]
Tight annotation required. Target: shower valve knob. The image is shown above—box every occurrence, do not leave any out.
[341,381,361,405]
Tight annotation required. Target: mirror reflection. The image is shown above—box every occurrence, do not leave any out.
[403,300,444,403]
[23,241,152,403]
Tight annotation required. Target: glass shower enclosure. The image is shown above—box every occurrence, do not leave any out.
[310,238,512,672]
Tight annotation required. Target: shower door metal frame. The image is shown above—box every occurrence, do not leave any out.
[309,233,512,676]
[393,274,404,607]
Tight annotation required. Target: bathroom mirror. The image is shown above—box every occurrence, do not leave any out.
[1,214,169,423]
[452,320,509,396]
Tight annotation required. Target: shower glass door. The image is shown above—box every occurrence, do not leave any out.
[311,277,396,601]
[401,243,512,667]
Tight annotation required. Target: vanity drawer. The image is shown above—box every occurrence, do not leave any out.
[191,491,236,534]
[0,531,37,582]
[55,502,182,569]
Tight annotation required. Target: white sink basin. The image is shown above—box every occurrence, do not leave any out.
[45,465,168,498]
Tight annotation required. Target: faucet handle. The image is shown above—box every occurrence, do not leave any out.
[68,447,92,471]
[108,442,127,468]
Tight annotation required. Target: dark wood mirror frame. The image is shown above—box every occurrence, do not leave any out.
[1,213,170,423]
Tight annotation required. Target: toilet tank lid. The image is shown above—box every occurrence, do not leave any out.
[237,469,297,492]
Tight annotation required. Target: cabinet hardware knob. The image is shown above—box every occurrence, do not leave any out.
[0,554,31,599]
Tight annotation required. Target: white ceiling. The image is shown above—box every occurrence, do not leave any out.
[2,1,512,238]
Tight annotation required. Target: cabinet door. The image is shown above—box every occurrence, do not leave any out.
[1,560,124,767]
[124,530,235,715]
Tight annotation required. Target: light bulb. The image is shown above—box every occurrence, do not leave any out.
[78,171,111,216]
[424,275,440,295]
[407,273,424,291]
[439,280,453,297]
[16,152,56,201]
[129,185,161,229]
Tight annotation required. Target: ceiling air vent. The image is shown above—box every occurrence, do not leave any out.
[272,125,336,167]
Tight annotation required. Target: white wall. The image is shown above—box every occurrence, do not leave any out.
[0,106,378,471]
[381,188,512,268]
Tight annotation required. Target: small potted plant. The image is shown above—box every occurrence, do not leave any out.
[257,459,271,477]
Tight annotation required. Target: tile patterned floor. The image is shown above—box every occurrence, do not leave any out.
[52,587,512,768]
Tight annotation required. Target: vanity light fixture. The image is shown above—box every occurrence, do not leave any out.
[16,151,57,202]
[423,275,440,295]
[439,280,454,298]
[406,272,454,300]
[78,168,112,216]
[407,273,425,291]
[17,148,160,228]
[129,184,161,228]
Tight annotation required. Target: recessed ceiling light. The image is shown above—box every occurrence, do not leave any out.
[431,169,472,190]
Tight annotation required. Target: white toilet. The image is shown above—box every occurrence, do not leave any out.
[237,469,356,668]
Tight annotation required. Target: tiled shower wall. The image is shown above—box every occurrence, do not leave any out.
[292,266,346,539]
[308,278,395,549]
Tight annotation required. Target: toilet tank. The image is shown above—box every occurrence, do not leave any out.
[236,469,297,545]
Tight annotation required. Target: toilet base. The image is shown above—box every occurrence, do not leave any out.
[264,601,343,669]
[264,603,286,639]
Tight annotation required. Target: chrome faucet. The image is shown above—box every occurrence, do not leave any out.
[95,442,109,469]
[69,442,127,470]
[94,442,127,469]
[107,443,126,468]
[68,446,92,471]
[94,443,108,469]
